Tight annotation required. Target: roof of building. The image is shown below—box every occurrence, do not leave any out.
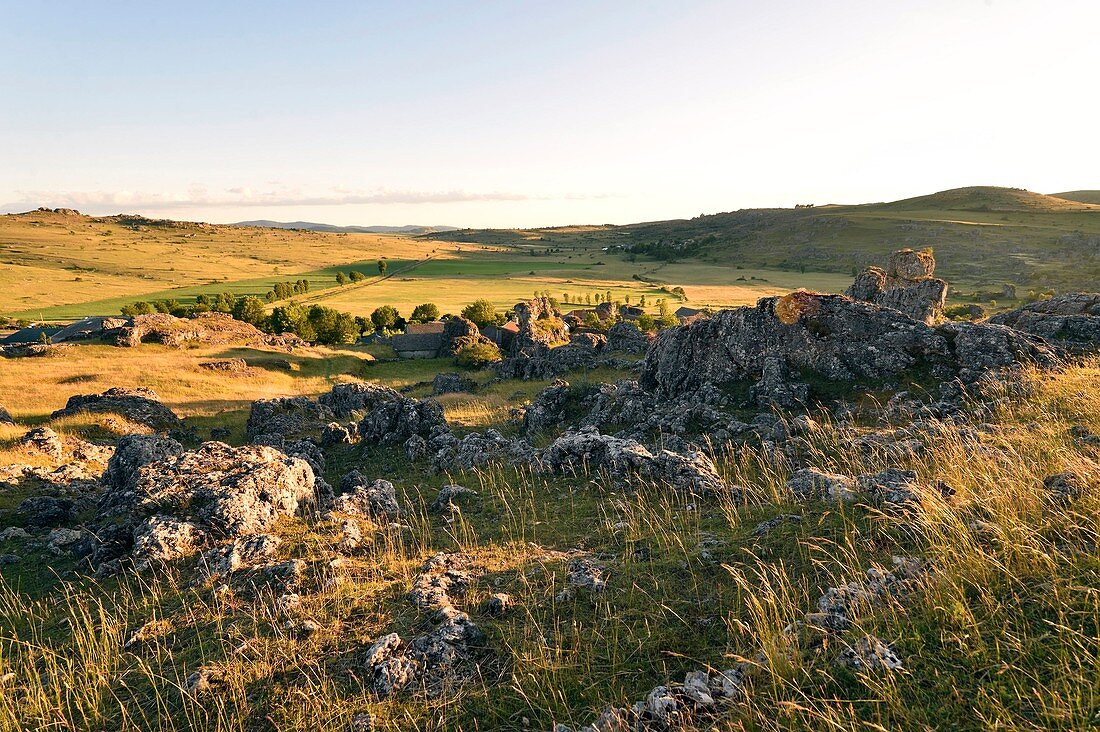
[1,326,64,345]
[675,306,702,318]
[406,322,445,334]
[390,332,443,354]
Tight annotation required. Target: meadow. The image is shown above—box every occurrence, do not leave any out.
[0,340,1096,731]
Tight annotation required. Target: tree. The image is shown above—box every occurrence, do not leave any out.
[378,259,388,276]
[354,316,371,336]
[349,270,365,283]
[233,296,268,328]
[636,313,655,332]
[336,272,349,286]
[370,305,399,331]
[461,299,500,327]
[409,302,440,324]
[639,294,647,308]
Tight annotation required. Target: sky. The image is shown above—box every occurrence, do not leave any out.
[2,0,1098,228]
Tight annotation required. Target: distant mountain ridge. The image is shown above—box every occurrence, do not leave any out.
[232,220,459,235]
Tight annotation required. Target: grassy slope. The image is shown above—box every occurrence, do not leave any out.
[432,187,1100,293]
[0,210,441,318]
[0,344,1096,731]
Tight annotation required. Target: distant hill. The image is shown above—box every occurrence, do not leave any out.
[232,220,458,235]
[1050,190,1100,205]
[430,186,1100,292]
[876,186,1099,212]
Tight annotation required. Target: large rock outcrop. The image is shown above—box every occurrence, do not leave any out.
[246,397,334,439]
[640,292,1056,406]
[111,312,285,349]
[97,441,317,569]
[51,388,181,430]
[846,248,948,324]
[988,293,1100,348]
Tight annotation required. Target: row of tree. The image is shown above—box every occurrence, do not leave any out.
[335,260,388,286]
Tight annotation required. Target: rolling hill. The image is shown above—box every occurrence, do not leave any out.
[431,186,1100,293]
[1051,190,1100,205]
[232,220,458,234]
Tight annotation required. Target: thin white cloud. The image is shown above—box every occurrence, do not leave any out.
[0,186,614,214]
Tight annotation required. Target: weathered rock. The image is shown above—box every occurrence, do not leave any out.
[132,515,202,566]
[988,293,1100,348]
[409,554,474,613]
[483,593,512,617]
[856,468,921,504]
[432,372,474,395]
[116,312,271,349]
[836,635,903,671]
[202,533,282,576]
[362,613,486,698]
[1042,470,1089,504]
[101,442,316,539]
[319,382,403,418]
[199,358,249,372]
[321,421,355,446]
[246,396,334,438]
[103,434,184,490]
[606,321,650,354]
[847,249,947,325]
[358,394,448,446]
[440,317,490,357]
[21,427,64,460]
[431,484,477,513]
[510,297,567,357]
[185,666,224,696]
[17,495,77,527]
[0,404,12,424]
[523,379,574,434]
[428,428,532,473]
[332,472,401,518]
[786,467,857,501]
[539,428,729,496]
[51,387,180,429]
[641,292,1059,403]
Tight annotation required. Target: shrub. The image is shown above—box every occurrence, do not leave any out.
[233,296,268,328]
[454,339,502,368]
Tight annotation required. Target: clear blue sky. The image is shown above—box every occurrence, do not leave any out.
[2,0,1098,227]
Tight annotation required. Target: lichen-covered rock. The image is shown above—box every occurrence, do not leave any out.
[988,293,1100,348]
[319,382,403,418]
[538,428,729,495]
[199,358,249,372]
[103,434,184,491]
[102,442,316,539]
[132,515,201,566]
[428,429,532,473]
[523,380,575,434]
[362,613,486,698]
[836,635,903,671]
[786,467,857,501]
[432,372,474,395]
[21,427,64,460]
[17,495,77,528]
[246,396,334,438]
[431,484,477,513]
[201,533,282,575]
[331,472,401,518]
[847,249,947,324]
[856,468,921,504]
[358,394,447,446]
[641,293,1060,404]
[0,404,13,424]
[51,387,181,429]
[606,321,650,354]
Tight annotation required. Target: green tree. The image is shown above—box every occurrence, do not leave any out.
[409,302,440,324]
[454,340,502,368]
[233,296,268,328]
[349,270,365,283]
[336,272,349,286]
[461,299,500,326]
[378,259,388,276]
[370,305,399,331]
